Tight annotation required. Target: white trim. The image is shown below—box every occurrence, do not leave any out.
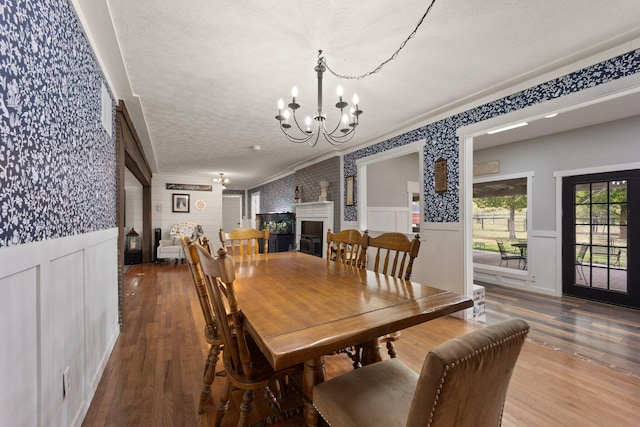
[553,161,640,178]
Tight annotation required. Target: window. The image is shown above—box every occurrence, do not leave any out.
[472,177,528,270]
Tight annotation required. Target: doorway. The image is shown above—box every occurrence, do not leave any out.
[356,141,424,232]
[562,169,638,308]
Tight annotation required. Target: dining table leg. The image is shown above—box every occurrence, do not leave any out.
[303,356,325,427]
[359,338,383,366]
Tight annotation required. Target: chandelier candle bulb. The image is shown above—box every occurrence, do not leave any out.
[282,110,291,128]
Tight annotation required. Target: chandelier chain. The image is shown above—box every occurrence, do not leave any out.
[323,0,437,80]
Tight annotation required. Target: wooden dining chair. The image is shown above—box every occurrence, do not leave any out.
[180,236,224,414]
[360,230,421,359]
[326,228,364,266]
[362,230,421,281]
[194,244,303,427]
[325,228,366,368]
[219,227,269,256]
[313,319,530,427]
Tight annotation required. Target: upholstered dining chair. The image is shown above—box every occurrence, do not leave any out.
[313,318,530,427]
[361,230,421,359]
[180,236,223,414]
[219,227,269,256]
[326,228,364,266]
[195,244,303,427]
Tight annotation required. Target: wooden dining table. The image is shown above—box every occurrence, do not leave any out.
[231,250,473,426]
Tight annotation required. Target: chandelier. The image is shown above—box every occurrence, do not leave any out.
[213,173,230,189]
[274,0,438,147]
[275,50,362,147]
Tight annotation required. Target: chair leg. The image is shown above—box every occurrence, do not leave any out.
[386,340,398,358]
[199,343,221,414]
[238,389,255,427]
[215,378,232,427]
[383,331,401,358]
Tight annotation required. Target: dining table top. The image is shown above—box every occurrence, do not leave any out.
[231,250,473,371]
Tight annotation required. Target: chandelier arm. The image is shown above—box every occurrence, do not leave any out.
[308,129,322,147]
[324,0,437,80]
[321,107,346,136]
[290,108,315,135]
[323,128,357,146]
[279,124,316,144]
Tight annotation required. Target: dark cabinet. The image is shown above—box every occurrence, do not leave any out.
[256,212,295,253]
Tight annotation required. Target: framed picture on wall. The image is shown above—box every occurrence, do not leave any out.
[172,193,190,213]
[346,176,354,206]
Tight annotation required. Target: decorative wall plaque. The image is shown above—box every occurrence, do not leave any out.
[166,183,212,191]
[434,158,447,194]
[473,161,500,176]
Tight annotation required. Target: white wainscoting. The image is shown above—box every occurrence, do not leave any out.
[473,230,559,296]
[0,228,119,427]
[366,206,410,233]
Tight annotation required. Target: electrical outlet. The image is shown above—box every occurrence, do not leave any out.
[63,367,71,398]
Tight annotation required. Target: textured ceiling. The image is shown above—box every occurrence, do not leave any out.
[99,0,640,188]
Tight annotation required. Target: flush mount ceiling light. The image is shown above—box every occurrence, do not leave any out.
[275,0,438,147]
[213,173,230,189]
[486,122,529,135]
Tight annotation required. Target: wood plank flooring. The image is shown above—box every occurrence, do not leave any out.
[480,282,640,377]
[82,262,640,426]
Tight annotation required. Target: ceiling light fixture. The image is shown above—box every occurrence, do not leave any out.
[213,173,230,189]
[275,50,362,147]
[275,0,439,147]
[487,122,529,135]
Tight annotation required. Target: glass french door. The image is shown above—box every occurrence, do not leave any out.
[562,170,639,308]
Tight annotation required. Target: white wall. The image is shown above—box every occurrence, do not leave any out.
[472,115,640,295]
[0,229,119,427]
[152,173,223,242]
[367,153,419,207]
[475,115,640,230]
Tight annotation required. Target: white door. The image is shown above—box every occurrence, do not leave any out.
[250,192,260,228]
[222,195,242,232]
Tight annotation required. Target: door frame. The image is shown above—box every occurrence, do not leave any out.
[560,168,639,308]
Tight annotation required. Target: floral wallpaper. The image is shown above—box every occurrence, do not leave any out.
[0,0,116,247]
[248,174,295,217]
[344,48,640,223]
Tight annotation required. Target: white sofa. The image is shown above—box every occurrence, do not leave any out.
[156,239,183,264]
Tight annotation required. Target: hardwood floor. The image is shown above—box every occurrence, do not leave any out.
[480,282,640,377]
[82,262,640,426]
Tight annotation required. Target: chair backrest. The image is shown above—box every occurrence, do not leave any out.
[195,244,256,379]
[406,319,529,427]
[497,240,508,256]
[326,228,364,266]
[219,227,269,256]
[180,236,219,342]
[361,231,420,280]
[576,243,589,262]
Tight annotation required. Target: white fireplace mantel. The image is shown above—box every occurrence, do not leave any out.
[295,201,334,259]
